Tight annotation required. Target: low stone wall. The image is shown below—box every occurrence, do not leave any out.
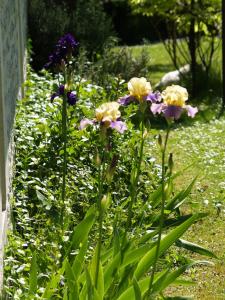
[0,0,27,290]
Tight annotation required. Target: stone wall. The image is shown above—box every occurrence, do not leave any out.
[0,0,27,289]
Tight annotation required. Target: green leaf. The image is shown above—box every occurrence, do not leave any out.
[150,164,195,209]
[104,252,121,293]
[29,251,38,295]
[66,206,96,256]
[173,278,196,286]
[42,259,66,298]
[176,239,217,259]
[113,228,121,258]
[166,177,197,210]
[133,277,142,300]
[152,264,192,293]
[117,277,150,300]
[149,185,162,208]
[164,297,194,300]
[63,287,68,300]
[65,258,79,299]
[138,230,158,244]
[134,213,206,280]
[122,244,153,268]
[90,246,104,300]
[72,238,88,279]
[86,267,94,300]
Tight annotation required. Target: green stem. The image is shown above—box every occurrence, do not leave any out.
[146,126,170,298]
[61,95,67,224]
[126,119,145,232]
[95,145,105,288]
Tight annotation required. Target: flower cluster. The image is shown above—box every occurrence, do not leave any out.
[45,33,78,70]
[50,84,78,106]
[151,85,198,119]
[80,102,127,133]
[119,77,198,120]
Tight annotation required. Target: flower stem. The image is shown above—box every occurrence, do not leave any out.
[126,119,145,232]
[146,126,170,298]
[61,95,67,224]
[95,146,105,288]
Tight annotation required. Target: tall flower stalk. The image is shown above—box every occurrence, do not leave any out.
[95,134,106,288]
[146,125,170,297]
[45,34,79,223]
[126,112,145,231]
[80,101,127,288]
[118,77,159,233]
[61,93,68,222]
[145,84,198,297]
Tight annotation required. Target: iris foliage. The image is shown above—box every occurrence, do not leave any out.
[2,42,217,299]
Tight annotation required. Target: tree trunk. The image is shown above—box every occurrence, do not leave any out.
[221,0,225,114]
[189,0,197,98]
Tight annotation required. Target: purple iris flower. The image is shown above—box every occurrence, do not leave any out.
[151,99,198,120]
[50,84,65,102]
[45,33,78,70]
[50,85,78,106]
[151,85,198,120]
[67,91,77,105]
[56,34,78,56]
[151,102,195,120]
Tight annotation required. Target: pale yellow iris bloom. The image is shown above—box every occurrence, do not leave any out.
[95,102,121,124]
[162,85,188,107]
[128,77,152,100]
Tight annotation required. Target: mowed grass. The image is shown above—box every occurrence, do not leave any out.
[151,119,225,299]
[122,41,224,298]
[118,39,222,97]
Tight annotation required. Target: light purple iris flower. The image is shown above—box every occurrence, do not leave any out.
[109,120,127,133]
[118,92,161,106]
[80,118,127,134]
[151,102,198,120]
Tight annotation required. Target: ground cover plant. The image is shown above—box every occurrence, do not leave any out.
[2,36,224,299]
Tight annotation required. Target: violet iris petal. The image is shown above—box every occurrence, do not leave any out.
[151,103,164,115]
[118,95,134,106]
[109,121,127,133]
[79,119,94,130]
[186,105,198,118]
[50,92,58,102]
[162,105,183,120]
[59,84,65,95]
[146,91,161,103]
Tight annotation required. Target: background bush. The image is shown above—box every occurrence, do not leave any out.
[28,0,115,70]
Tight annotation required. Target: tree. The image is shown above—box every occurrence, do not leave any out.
[222,0,225,113]
[129,0,221,97]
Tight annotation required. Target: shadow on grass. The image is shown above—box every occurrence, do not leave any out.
[150,63,173,74]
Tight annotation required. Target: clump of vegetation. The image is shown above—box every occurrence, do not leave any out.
[2,34,220,300]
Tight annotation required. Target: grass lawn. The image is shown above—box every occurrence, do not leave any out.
[149,118,225,299]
